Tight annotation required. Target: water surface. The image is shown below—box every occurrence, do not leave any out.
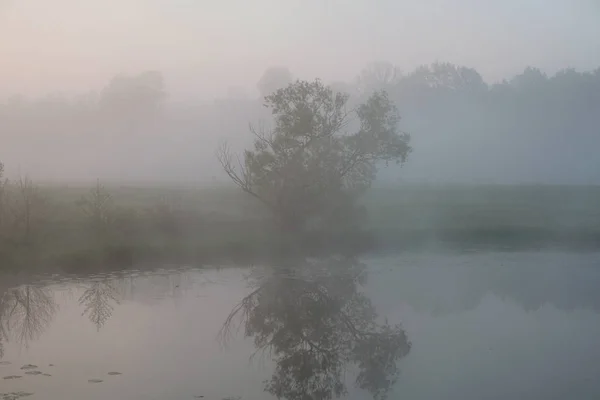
[1,251,600,400]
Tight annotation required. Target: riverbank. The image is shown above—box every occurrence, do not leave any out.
[1,183,599,273]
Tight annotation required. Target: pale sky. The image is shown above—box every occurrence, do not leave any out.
[1,0,599,100]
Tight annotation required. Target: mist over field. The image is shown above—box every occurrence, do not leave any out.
[3,3,600,400]
[1,0,599,185]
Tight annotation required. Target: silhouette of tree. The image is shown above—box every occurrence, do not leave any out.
[220,257,411,400]
[0,162,6,245]
[405,62,486,91]
[218,79,411,236]
[98,70,166,129]
[357,62,402,94]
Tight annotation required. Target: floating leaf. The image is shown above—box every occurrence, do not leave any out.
[88,379,103,383]
[1,393,34,400]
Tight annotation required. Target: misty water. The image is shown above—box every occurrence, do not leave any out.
[1,251,599,400]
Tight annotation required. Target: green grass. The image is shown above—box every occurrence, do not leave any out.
[2,183,599,273]
[365,184,600,250]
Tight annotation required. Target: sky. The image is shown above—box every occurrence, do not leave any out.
[1,0,599,100]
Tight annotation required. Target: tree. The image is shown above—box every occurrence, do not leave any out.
[217,79,411,236]
[356,62,402,95]
[0,162,5,237]
[403,62,487,92]
[13,176,45,244]
[98,70,166,129]
[257,67,293,98]
[509,66,548,91]
[76,180,116,243]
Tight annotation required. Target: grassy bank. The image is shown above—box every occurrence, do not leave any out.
[365,184,600,251]
[1,183,599,273]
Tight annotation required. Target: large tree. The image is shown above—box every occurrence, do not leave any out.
[218,79,411,235]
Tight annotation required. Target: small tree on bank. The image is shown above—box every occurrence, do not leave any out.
[217,79,411,237]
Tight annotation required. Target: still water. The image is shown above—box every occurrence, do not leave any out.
[1,251,600,400]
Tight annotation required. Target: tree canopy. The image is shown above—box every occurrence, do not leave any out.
[218,79,411,235]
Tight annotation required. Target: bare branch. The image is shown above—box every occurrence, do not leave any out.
[249,121,275,148]
[216,141,274,210]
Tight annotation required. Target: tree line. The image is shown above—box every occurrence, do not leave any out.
[1,61,598,183]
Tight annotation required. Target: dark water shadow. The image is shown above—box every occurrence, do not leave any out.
[0,284,57,354]
[219,256,411,400]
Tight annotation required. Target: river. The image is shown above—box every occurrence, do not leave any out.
[1,251,599,400]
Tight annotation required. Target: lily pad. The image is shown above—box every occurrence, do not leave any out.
[19,365,37,370]
[108,372,122,375]
[1,393,34,400]
[2,376,22,380]
[48,364,54,367]
[42,373,52,377]
[88,379,103,383]
[0,362,11,366]
[24,371,43,376]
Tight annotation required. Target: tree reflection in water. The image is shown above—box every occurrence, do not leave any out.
[0,285,57,351]
[78,280,120,331]
[0,290,7,359]
[220,257,411,400]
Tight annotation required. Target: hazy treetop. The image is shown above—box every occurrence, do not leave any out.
[1,0,599,100]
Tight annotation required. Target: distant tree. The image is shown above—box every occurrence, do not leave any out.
[257,67,293,98]
[509,66,548,91]
[403,62,487,92]
[217,79,411,236]
[356,62,402,94]
[99,70,166,128]
[76,180,116,242]
[0,162,6,251]
[12,176,45,244]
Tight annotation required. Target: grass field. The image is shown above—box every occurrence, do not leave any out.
[1,183,599,272]
[48,183,600,248]
[364,184,600,250]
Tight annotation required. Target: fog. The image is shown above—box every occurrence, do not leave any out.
[1,0,600,184]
